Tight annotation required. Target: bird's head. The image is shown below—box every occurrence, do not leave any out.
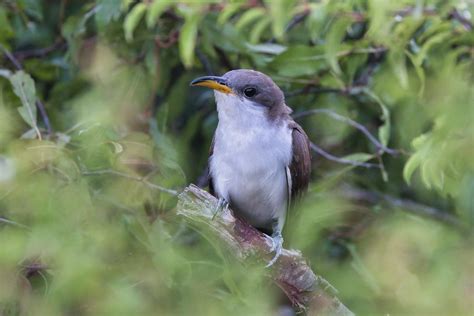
[191,69,290,120]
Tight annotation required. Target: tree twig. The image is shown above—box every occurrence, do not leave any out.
[0,216,28,229]
[1,45,52,135]
[294,108,399,156]
[285,87,343,98]
[310,142,380,169]
[214,46,234,70]
[449,9,473,31]
[177,184,354,315]
[13,39,67,61]
[1,46,23,70]
[36,100,52,135]
[340,185,466,230]
[81,169,179,196]
[196,48,214,75]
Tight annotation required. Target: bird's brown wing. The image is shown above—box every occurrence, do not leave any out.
[208,135,215,196]
[288,121,311,200]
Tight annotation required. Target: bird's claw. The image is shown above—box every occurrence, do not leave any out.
[212,198,229,220]
[266,233,283,268]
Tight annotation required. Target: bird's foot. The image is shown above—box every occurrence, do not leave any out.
[212,198,229,220]
[266,233,283,268]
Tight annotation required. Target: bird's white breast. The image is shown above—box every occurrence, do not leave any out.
[210,92,293,229]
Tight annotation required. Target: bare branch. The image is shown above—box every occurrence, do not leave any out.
[196,48,214,75]
[81,169,179,196]
[310,143,380,169]
[285,87,343,98]
[214,45,234,70]
[1,45,23,70]
[177,185,354,315]
[0,216,28,229]
[449,9,473,31]
[340,185,467,230]
[294,108,399,156]
[36,100,52,135]
[13,39,67,61]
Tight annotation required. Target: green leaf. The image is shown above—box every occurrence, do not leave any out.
[22,0,44,21]
[179,10,200,68]
[403,134,428,184]
[9,71,40,137]
[122,214,152,250]
[367,0,396,43]
[121,0,133,9]
[246,43,287,55]
[269,45,328,77]
[20,128,38,139]
[386,18,424,89]
[306,3,327,42]
[217,2,243,25]
[417,30,451,65]
[62,7,97,60]
[202,22,247,53]
[388,49,408,89]
[364,89,391,147]
[341,153,374,162]
[406,51,425,96]
[24,59,59,82]
[325,18,351,76]
[265,0,296,40]
[0,7,14,45]
[235,8,265,31]
[344,47,369,82]
[378,105,391,147]
[124,3,147,42]
[147,0,172,28]
[96,0,122,28]
[249,16,272,44]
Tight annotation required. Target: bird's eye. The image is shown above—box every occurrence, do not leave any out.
[243,87,257,98]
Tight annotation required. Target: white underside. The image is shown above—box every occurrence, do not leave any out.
[210,92,293,230]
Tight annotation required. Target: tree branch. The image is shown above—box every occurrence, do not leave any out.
[310,142,380,169]
[293,108,399,156]
[13,39,67,61]
[449,9,473,31]
[0,216,28,229]
[285,86,343,98]
[196,48,214,75]
[177,184,354,315]
[340,185,466,231]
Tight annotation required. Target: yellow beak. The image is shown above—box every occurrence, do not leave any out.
[190,76,233,94]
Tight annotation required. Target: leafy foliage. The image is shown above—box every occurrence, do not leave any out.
[0,0,473,315]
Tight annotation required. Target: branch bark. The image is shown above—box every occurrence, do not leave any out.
[177,184,354,316]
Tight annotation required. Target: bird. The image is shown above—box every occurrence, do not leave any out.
[190,69,311,266]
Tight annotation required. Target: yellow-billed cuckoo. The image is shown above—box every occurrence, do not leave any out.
[191,69,311,266]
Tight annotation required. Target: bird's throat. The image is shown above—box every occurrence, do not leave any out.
[215,92,269,128]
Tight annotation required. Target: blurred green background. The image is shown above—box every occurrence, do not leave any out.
[0,0,473,315]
